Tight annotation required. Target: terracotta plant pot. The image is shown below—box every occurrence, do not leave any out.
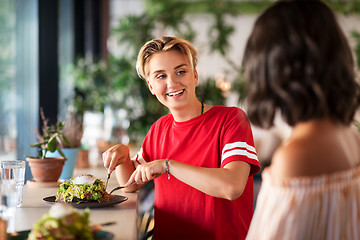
[45,148,79,179]
[26,157,67,182]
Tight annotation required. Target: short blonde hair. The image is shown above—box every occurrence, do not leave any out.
[136,36,198,80]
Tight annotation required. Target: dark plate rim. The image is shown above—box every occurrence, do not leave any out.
[9,230,114,240]
[43,195,128,208]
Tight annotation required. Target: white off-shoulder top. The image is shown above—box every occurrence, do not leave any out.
[246,166,360,240]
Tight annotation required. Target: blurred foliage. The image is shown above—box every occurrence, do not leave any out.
[352,31,360,69]
[352,31,360,134]
[326,2,360,14]
[186,1,360,14]
[68,0,360,144]
[355,121,360,133]
[68,0,233,144]
[186,1,270,14]
[196,78,225,105]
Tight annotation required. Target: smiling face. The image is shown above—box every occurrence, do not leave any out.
[147,50,199,115]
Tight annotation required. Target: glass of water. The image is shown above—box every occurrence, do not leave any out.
[0,160,26,207]
[0,179,17,233]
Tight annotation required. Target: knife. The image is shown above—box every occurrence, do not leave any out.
[105,173,110,191]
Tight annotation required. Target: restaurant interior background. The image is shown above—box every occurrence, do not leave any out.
[0,0,359,188]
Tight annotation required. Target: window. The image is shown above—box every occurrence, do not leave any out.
[0,0,16,160]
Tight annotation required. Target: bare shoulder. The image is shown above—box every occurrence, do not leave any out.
[270,138,315,178]
[270,124,360,179]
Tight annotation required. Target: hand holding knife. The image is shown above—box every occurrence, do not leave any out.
[102,144,132,192]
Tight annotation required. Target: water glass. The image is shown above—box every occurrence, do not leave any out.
[0,179,17,233]
[0,160,25,207]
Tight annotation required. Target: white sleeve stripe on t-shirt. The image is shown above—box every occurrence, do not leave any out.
[222,149,258,163]
[221,142,258,163]
[222,141,256,155]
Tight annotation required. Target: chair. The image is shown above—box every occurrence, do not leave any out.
[138,209,154,240]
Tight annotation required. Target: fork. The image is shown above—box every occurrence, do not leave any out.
[109,182,137,194]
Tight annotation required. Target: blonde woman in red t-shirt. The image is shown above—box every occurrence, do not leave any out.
[103,36,260,240]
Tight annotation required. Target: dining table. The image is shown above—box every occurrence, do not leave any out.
[12,167,138,240]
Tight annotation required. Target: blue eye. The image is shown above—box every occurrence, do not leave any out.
[176,70,186,75]
[157,74,166,79]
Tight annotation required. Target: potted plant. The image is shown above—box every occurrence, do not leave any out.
[26,113,72,182]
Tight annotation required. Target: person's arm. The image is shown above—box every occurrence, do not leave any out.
[127,159,251,200]
[169,160,250,200]
[102,144,144,192]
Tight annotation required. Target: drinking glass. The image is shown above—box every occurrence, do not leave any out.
[0,160,26,207]
[0,179,17,233]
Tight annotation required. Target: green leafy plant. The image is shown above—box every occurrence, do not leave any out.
[30,111,72,159]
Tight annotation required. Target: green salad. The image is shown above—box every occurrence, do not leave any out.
[27,204,94,240]
[56,175,106,203]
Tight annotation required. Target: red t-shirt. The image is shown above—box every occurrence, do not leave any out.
[138,106,260,240]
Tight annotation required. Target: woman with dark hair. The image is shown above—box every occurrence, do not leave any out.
[243,0,360,239]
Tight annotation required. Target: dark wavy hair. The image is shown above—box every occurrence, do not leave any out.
[243,0,360,128]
